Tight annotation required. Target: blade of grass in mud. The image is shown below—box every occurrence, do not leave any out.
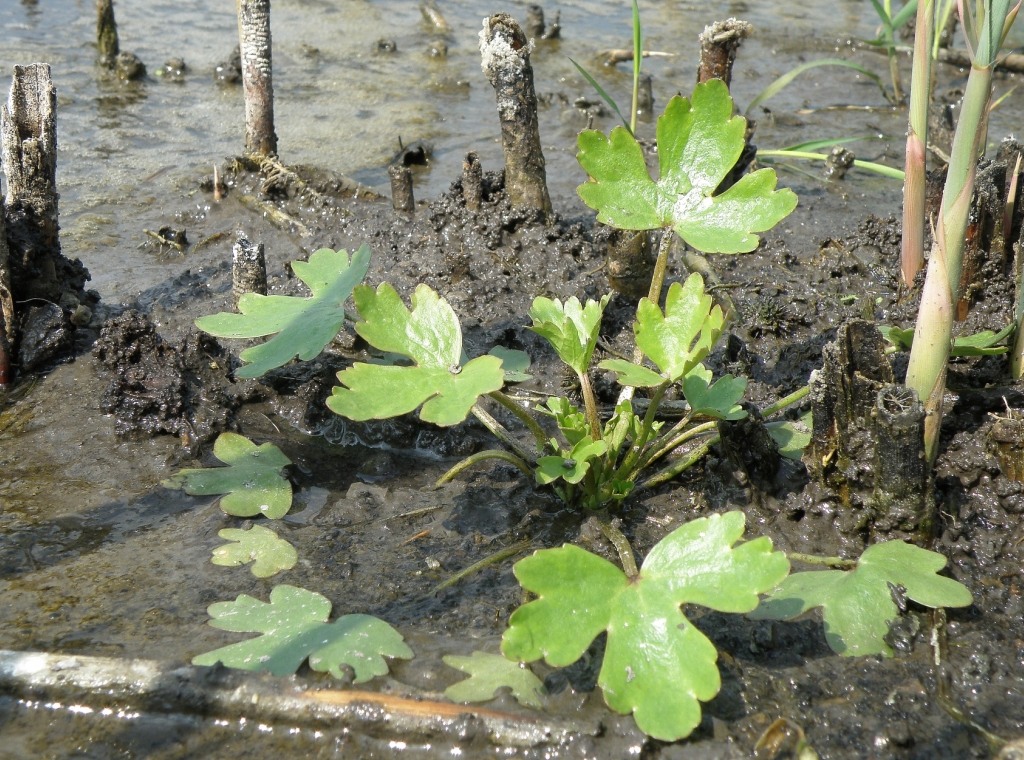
[745,59,889,116]
[630,0,641,134]
[756,149,905,180]
[780,136,891,152]
[570,57,631,133]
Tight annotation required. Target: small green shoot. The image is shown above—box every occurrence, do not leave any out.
[212,525,298,578]
[577,79,797,253]
[502,511,789,741]
[196,245,371,379]
[327,283,505,426]
[528,295,608,376]
[443,651,546,709]
[193,584,413,680]
[750,541,972,657]
[162,432,292,518]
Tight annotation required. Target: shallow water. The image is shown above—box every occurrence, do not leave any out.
[1,0,903,298]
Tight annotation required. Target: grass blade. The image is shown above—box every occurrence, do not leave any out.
[745,59,889,116]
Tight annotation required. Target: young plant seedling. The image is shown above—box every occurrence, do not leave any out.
[162,432,292,518]
[501,511,789,741]
[197,245,370,378]
[193,584,413,681]
[750,540,972,656]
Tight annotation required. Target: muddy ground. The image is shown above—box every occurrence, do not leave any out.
[3,67,1024,760]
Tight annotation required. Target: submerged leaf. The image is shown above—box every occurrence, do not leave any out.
[328,283,505,426]
[196,245,371,378]
[212,525,298,578]
[193,585,412,681]
[576,81,797,253]
[161,432,292,518]
[751,541,972,657]
[443,651,545,709]
[502,511,789,741]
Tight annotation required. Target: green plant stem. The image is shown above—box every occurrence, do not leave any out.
[629,0,641,135]
[431,539,533,593]
[435,449,534,486]
[596,519,638,577]
[637,418,715,474]
[578,370,603,441]
[756,149,905,180]
[487,390,547,449]
[900,0,934,285]
[646,230,675,306]
[470,404,535,464]
[638,437,715,490]
[760,384,810,417]
[786,551,857,569]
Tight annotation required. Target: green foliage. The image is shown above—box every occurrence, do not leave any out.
[536,437,608,485]
[196,245,370,379]
[881,323,1013,357]
[193,584,413,681]
[162,432,292,518]
[528,295,609,376]
[443,651,545,709]
[502,511,789,740]
[212,525,298,578]
[750,541,972,656]
[327,283,505,426]
[576,80,797,253]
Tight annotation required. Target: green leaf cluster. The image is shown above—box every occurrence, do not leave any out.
[196,245,371,379]
[750,541,972,656]
[502,511,789,741]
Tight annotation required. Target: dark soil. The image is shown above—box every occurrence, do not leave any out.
[4,108,1024,760]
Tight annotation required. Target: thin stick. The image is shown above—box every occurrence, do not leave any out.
[596,519,638,577]
[431,539,533,592]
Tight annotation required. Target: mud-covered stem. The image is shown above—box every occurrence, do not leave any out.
[488,390,547,450]
[647,229,676,305]
[435,450,533,486]
[431,539,533,592]
[760,384,810,417]
[613,381,669,479]
[639,437,715,490]
[900,0,934,285]
[597,519,638,578]
[635,418,714,475]
[786,551,857,569]
[471,404,535,464]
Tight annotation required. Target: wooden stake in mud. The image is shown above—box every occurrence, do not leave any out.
[96,0,120,65]
[696,19,752,85]
[525,5,545,40]
[479,14,552,218]
[237,0,278,156]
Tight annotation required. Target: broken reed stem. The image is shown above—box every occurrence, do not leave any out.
[388,164,415,212]
[696,18,752,86]
[237,0,278,156]
[462,151,483,210]
[231,234,267,302]
[96,0,119,65]
[479,14,552,218]
[900,0,935,286]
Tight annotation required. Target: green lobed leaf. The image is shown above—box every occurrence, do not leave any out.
[597,358,666,388]
[489,346,533,382]
[161,432,292,518]
[192,585,413,681]
[443,651,546,709]
[766,413,812,460]
[750,541,972,657]
[328,283,505,426]
[502,511,789,741]
[212,525,298,578]
[635,274,724,382]
[528,295,609,375]
[536,438,608,486]
[681,365,747,420]
[196,245,371,379]
[576,80,797,253]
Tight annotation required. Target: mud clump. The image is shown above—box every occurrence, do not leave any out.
[92,309,244,451]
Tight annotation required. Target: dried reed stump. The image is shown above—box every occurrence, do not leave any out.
[238,0,277,156]
[697,19,752,85]
[479,14,552,218]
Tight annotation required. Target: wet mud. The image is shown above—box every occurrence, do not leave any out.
[2,11,1024,760]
